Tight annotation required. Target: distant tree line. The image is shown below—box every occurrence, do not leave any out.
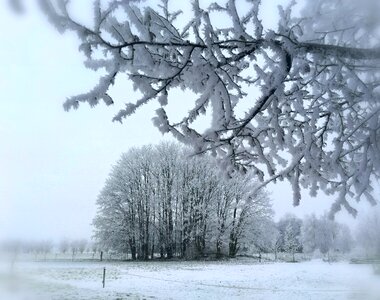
[0,238,94,260]
[240,213,354,262]
[0,239,54,259]
[59,238,91,260]
[3,208,379,261]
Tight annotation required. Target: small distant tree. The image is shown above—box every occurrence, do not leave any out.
[301,214,353,260]
[301,214,320,253]
[356,208,380,258]
[89,241,98,259]
[284,222,301,262]
[334,224,353,254]
[70,240,79,261]
[59,238,70,255]
[277,214,303,254]
[41,240,53,260]
[246,218,279,259]
[317,216,338,261]
[77,239,88,255]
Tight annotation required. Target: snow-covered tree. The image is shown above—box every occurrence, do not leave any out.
[356,208,380,257]
[301,214,319,253]
[316,216,338,259]
[94,142,272,259]
[245,218,279,257]
[334,224,353,254]
[70,240,79,260]
[59,238,70,254]
[77,239,88,254]
[277,214,302,248]
[283,222,301,262]
[35,0,380,215]
[301,214,353,259]
[225,176,272,257]
[277,214,302,261]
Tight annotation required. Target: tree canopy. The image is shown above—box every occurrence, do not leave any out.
[93,143,272,259]
[36,0,380,215]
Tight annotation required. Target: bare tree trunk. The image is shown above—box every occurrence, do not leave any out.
[129,238,136,260]
[229,207,238,258]
[229,236,238,258]
[216,239,223,258]
[274,248,278,261]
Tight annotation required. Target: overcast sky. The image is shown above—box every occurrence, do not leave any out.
[0,1,376,242]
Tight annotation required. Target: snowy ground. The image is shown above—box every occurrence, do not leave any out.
[1,258,379,300]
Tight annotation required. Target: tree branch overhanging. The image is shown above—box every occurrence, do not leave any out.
[39,0,380,216]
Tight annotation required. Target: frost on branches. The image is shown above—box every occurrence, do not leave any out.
[93,143,272,259]
[39,0,380,215]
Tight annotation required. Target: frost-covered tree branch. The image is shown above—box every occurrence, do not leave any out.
[38,0,380,215]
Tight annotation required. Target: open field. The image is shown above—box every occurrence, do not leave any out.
[1,258,380,300]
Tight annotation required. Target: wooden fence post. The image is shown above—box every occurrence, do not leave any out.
[102,267,106,288]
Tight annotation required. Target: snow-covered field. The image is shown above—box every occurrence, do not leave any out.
[1,258,379,300]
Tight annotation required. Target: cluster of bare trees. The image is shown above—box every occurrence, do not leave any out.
[93,143,272,260]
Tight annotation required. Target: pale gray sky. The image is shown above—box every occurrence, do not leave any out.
[0,1,375,242]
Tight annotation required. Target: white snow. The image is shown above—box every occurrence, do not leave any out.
[1,259,379,299]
